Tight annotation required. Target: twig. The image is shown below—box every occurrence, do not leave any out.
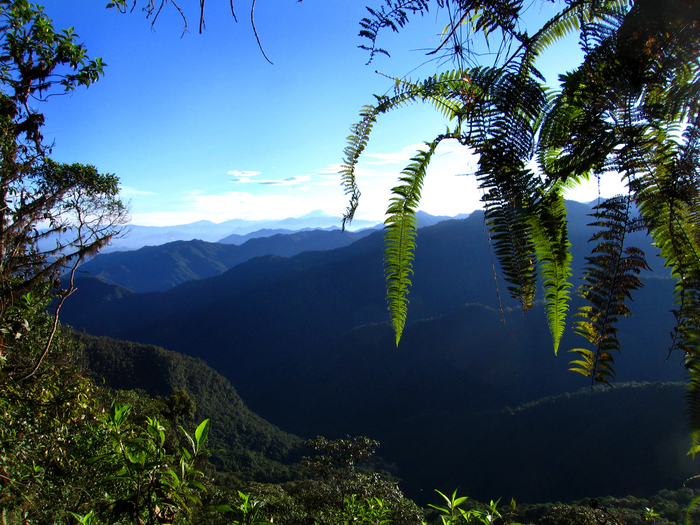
[251,0,273,64]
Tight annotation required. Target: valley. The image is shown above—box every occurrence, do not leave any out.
[63,204,694,506]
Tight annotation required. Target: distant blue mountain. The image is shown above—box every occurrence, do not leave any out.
[105,213,384,252]
[79,228,377,292]
[102,211,472,252]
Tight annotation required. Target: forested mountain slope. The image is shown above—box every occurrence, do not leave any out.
[76,333,304,480]
[395,381,696,504]
[63,203,677,404]
[63,213,520,377]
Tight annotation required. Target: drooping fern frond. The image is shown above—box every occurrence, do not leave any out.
[384,140,441,345]
[569,195,650,385]
[668,206,700,452]
[469,63,548,312]
[632,114,700,451]
[528,189,572,354]
[685,317,700,456]
[521,0,627,73]
[341,69,479,229]
[341,63,550,340]
[388,69,481,121]
[340,104,380,230]
[345,0,700,376]
[482,188,537,312]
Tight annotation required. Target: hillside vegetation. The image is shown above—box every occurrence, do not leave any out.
[75,331,699,507]
[75,333,305,480]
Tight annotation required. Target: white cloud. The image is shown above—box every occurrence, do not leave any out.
[228,172,313,186]
[354,141,628,218]
[318,142,482,222]
[119,186,156,197]
[127,141,632,228]
[188,191,306,220]
[129,211,213,226]
[227,170,261,177]
[363,152,412,165]
[130,190,331,226]
[315,164,344,175]
[228,170,261,183]
[362,144,427,165]
[258,175,311,186]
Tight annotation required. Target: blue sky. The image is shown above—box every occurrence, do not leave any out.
[37,1,624,227]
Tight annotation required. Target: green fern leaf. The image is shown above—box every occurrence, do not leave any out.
[484,193,537,311]
[570,196,650,385]
[528,189,572,354]
[384,141,440,345]
[340,104,381,229]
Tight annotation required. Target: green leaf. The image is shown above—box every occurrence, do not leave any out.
[570,196,650,385]
[528,189,572,354]
[194,418,210,452]
[383,141,440,345]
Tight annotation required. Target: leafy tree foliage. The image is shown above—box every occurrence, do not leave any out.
[223,436,423,525]
[0,0,128,382]
[341,0,700,443]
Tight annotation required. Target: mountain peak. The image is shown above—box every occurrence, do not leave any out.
[297,210,334,219]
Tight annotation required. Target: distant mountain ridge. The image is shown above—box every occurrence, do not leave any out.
[107,212,383,252]
[104,210,467,252]
[80,211,470,293]
[79,229,376,293]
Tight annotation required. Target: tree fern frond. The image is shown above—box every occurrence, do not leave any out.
[389,70,479,121]
[528,189,572,354]
[570,195,650,385]
[468,65,547,313]
[523,1,585,62]
[358,0,430,64]
[483,189,537,312]
[384,140,441,345]
[569,346,617,383]
[341,69,480,231]
[647,185,700,445]
[340,104,380,230]
[520,0,629,70]
[632,114,700,369]
[686,353,700,457]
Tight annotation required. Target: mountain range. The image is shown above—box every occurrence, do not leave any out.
[61,201,693,504]
[79,228,376,292]
[106,210,388,252]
